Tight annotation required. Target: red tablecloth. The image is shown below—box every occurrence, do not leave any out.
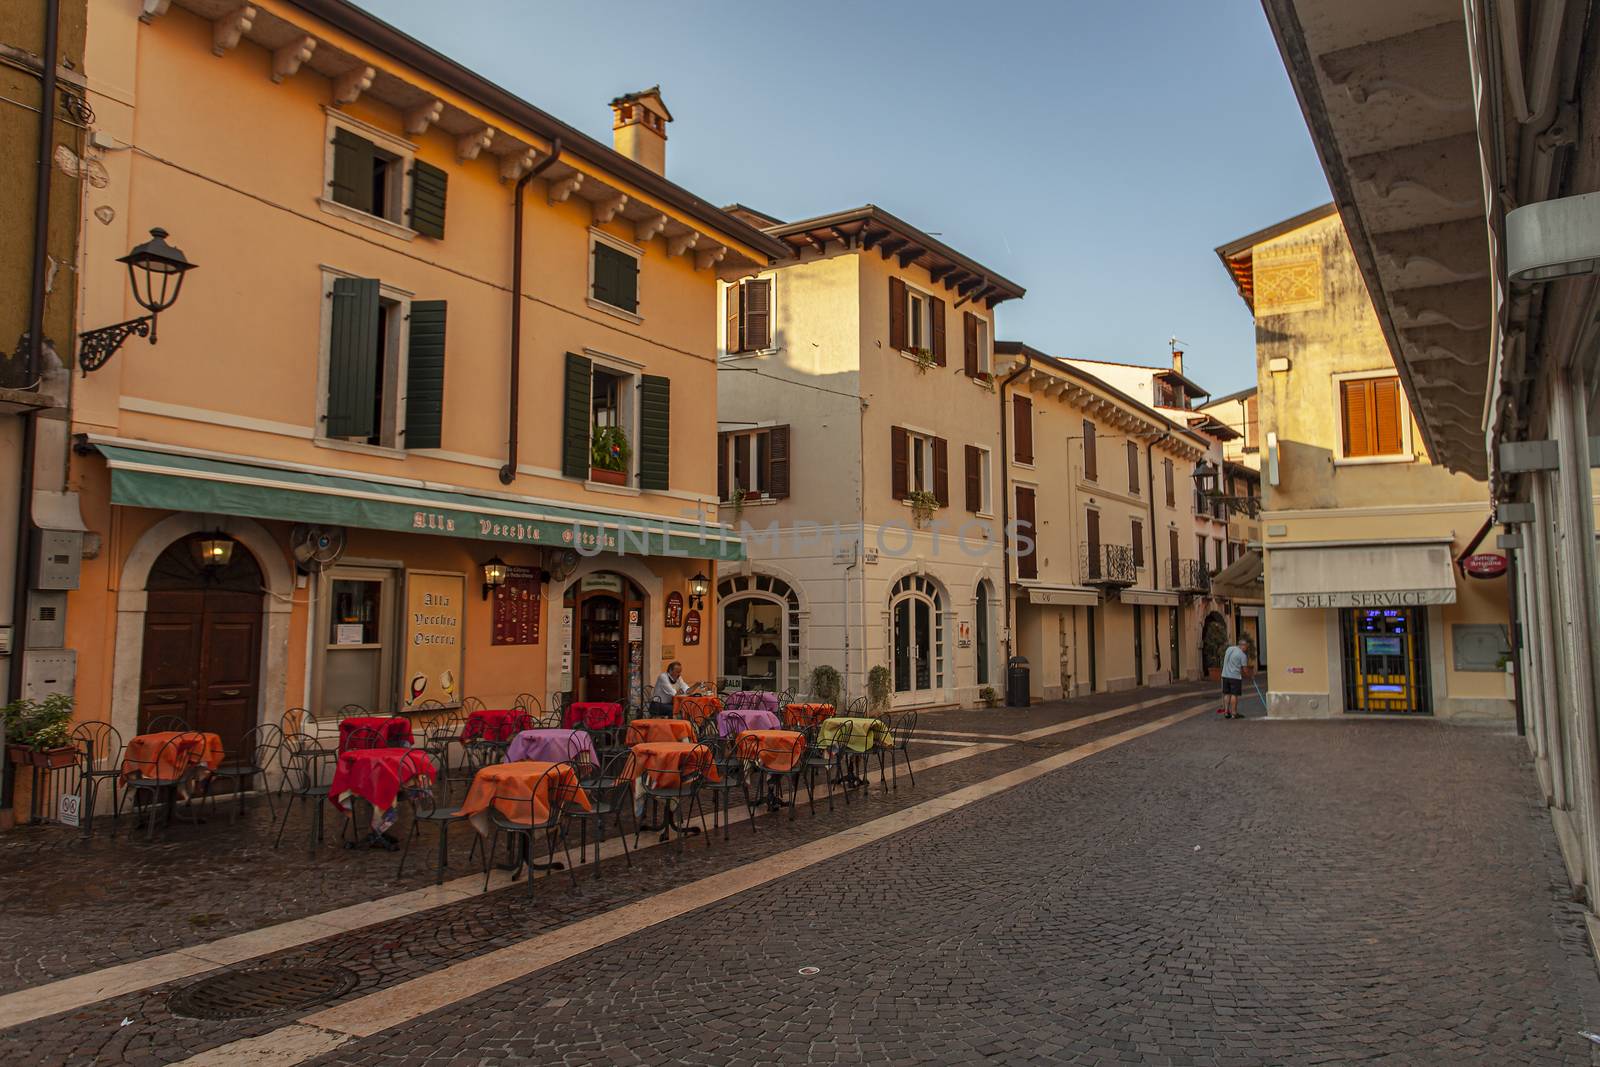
[338,716,414,752]
[782,703,836,728]
[562,701,623,730]
[462,709,531,743]
[119,732,224,786]
[328,748,437,814]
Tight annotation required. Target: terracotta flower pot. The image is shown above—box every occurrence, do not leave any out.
[32,746,78,770]
[589,466,627,486]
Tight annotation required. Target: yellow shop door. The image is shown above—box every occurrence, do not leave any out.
[1340,608,1432,714]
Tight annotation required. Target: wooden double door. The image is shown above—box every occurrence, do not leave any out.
[138,535,264,751]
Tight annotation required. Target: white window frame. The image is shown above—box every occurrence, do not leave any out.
[901,284,935,357]
[973,316,992,378]
[314,266,413,457]
[319,109,417,241]
[903,427,937,496]
[724,428,774,500]
[587,229,644,324]
[1330,368,1416,466]
[974,444,994,516]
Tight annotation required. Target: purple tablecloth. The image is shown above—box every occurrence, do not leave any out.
[718,708,782,737]
[505,728,596,765]
[723,690,779,713]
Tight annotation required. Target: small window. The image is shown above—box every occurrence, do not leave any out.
[726,278,771,354]
[1082,420,1097,481]
[590,235,640,316]
[1340,376,1406,458]
[1127,441,1140,495]
[719,426,791,501]
[329,127,404,223]
[908,291,928,350]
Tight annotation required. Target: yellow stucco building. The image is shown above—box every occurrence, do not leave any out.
[60,0,783,759]
[1218,205,1512,720]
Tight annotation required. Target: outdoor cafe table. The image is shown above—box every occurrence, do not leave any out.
[620,741,720,829]
[733,729,807,773]
[625,718,696,746]
[454,760,590,840]
[717,708,782,737]
[672,694,722,726]
[816,717,889,754]
[561,701,623,731]
[782,702,835,728]
[461,709,531,743]
[118,731,225,790]
[723,690,779,713]
[328,747,437,839]
[506,728,596,765]
[338,715,414,752]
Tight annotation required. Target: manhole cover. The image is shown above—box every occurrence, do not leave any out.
[167,965,359,1020]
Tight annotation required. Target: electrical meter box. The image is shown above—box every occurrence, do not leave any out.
[33,530,82,590]
[26,591,67,648]
[22,650,75,703]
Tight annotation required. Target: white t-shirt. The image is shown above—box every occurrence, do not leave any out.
[651,671,689,704]
[1221,645,1249,680]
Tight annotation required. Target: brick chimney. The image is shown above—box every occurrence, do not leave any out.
[1171,348,1184,375]
[608,87,671,175]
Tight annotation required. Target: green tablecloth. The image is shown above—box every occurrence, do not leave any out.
[817,716,888,754]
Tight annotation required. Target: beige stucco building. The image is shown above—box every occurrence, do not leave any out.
[715,206,1022,707]
[1218,205,1512,720]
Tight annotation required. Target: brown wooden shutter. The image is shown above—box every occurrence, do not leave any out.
[1164,458,1174,506]
[717,432,729,501]
[964,444,982,512]
[1341,379,1374,457]
[932,436,949,507]
[745,278,771,351]
[963,312,979,377]
[767,424,791,499]
[1086,509,1101,578]
[1169,529,1180,586]
[1015,487,1037,579]
[725,284,742,353]
[1131,519,1144,567]
[891,425,909,500]
[889,276,908,351]
[929,295,947,366]
[1372,377,1403,454]
[1013,395,1033,464]
[1127,441,1139,494]
[1082,420,1097,481]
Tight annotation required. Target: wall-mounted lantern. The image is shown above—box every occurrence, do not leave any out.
[78,228,197,375]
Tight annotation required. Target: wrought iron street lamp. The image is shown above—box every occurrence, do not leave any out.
[193,534,234,570]
[688,571,710,609]
[78,228,197,375]
[481,556,508,600]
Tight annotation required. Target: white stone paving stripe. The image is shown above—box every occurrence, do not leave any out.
[173,702,1211,1065]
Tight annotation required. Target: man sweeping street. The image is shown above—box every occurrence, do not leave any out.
[1218,636,1252,719]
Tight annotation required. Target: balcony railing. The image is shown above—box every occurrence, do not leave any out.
[1080,543,1136,587]
[1168,558,1210,594]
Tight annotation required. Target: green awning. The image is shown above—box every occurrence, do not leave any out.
[96,443,742,562]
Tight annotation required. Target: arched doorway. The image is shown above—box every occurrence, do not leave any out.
[563,571,646,704]
[718,573,801,692]
[1201,611,1229,673]
[890,573,944,701]
[138,534,264,744]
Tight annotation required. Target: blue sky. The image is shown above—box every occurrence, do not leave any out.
[364,0,1331,397]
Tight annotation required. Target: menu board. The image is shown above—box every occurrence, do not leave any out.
[664,591,683,628]
[403,570,464,709]
[492,565,541,645]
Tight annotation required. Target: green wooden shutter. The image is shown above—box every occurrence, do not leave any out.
[325,277,380,438]
[638,374,670,491]
[592,243,639,314]
[403,299,447,449]
[330,127,375,215]
[613,248,639,313]
[562,352,592,479]
[591,244,614,307]
[409,160,448,239]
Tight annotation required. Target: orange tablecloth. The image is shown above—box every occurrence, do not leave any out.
[455,760,591,836]
[625,718,696,746]
[672,695,722,726]
[782,703,835,728]
[119,731,224,786]
[620,741,720,789]
[734,729,807,773]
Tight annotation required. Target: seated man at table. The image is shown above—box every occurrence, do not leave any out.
[649,661,691,715]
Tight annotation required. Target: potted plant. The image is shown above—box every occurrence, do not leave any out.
[729,484,748,521]
[974,370,995,393]
[978,685,999,709]
[908,346,936,374]
[907,489,939,526]
[4,693,76,769]
[867,665,892,713]
[590,424,631,486]
[809,665,842,706]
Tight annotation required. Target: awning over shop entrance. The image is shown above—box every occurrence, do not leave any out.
[1025,585,1100,607]
[1268,539,1456,610]
[1118,588,1180,607]
[93,441,742,562]
[1210,549,1263,601]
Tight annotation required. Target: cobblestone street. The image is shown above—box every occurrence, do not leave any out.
[2,686,1597,1065]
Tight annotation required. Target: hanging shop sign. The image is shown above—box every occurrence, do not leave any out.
[403,570,464,709]
[491,565,541,645]
[1462,553,1508,579]
[664,591,684,628]
[682,608,701,646]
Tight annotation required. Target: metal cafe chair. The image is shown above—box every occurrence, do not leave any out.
[331,726,387,846]
[71,720,124,838]
[632,742,713,855]
[701,733,754,841]
[482,762,580,896]
[564,749,633,879]
[874,710,918,791]
[752,732,807,823]
[205,722,283,822]
[117,732,206,840]
[144,715,189,734]
[274,725,336,855]
[336,703,368,720]
[396,755,468,885]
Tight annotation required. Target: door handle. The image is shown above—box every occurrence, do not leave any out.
[219,688,242,697]
[155,692,181,702]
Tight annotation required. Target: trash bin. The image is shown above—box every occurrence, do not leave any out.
[1006,655,1030,707]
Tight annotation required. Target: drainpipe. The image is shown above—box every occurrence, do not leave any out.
[1145,430,1169,675]
[498,139,563,485]
[997,351,1032,667]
